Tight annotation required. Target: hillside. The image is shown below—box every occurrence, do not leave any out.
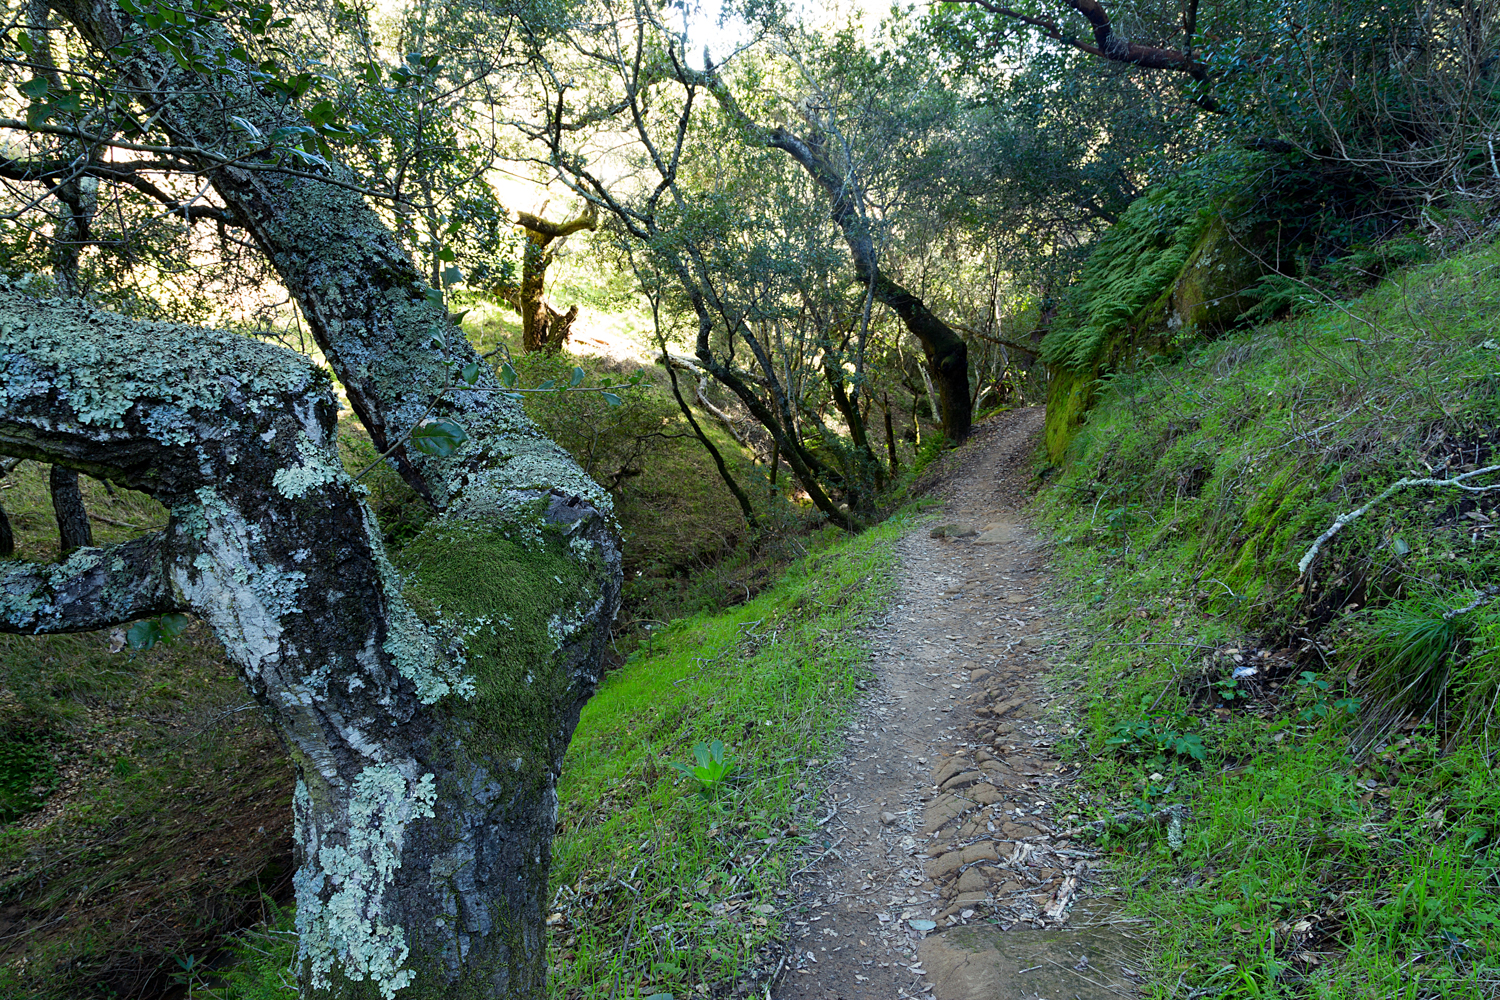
[1033,236,1500,997]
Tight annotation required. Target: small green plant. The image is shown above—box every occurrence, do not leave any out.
[127,612,190,651]
[1213,676,1248,702]
[170,953,200,987]
[669,739,733,796]
[1105,719,1207,762]
[1295,671,1361,723]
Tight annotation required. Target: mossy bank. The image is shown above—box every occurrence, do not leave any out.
[1036,233,1500,997]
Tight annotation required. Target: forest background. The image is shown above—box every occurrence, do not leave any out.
[0,0,1497,997]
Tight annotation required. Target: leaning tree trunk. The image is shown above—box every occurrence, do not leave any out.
[10,5,623,998]
[49,465,92,554]
[688,64,973,442]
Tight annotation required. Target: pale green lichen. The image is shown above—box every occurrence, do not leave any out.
[273,430,348,499]
[444,433,613,528]
[0,546,104,628]
[295,765,438,999]
[0,286,324,439]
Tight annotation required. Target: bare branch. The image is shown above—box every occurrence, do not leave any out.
[0,531,184,634]
[953,0,1219,111]
[1298,465,1500,574]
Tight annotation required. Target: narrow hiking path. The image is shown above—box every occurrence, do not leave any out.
[773,408,1143,1000]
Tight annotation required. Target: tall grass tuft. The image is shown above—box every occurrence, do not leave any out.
[1351,594,1500,752]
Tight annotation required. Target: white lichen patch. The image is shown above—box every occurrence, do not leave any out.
[546,593,597,653]
[273,431,348,498]
[295,766,438,999]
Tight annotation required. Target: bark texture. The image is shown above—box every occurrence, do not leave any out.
[49,465,92,553]
[3,8,623,998]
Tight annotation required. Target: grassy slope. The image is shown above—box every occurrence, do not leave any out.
[1037,240,1500,997]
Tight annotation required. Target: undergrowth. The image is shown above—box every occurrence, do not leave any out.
[0,462,293,999]
[1038,235,1500,997]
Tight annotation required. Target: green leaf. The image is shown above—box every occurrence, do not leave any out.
[436,246,456,262]
[18,77,48,100]
[158,613,190,642]
[409,419,467,457]
[306,99,336,125]
[14,31,33,55]
[499,362,517,388]
[570,366,586,387]
[127,620,162,651]
[601,392,622,407]
[441,265,465,288]
[460,362,482,385]
[536,379,556,392]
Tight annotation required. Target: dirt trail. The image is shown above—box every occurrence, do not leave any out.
[773,408,1142,1000]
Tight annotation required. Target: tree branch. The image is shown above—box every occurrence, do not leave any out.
[0,531,184,634]
[952,322,1040,356]
[954,0,1220,110]
[1297,465,1500,574]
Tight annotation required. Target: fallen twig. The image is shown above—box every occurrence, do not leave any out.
[1445,585,1500,620]
[788,836,845,879]
[1298,465,1500,574]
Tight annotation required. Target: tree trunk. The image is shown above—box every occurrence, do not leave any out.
[49,465,92,554]
[689,67,973,441]
[1,294,619,1000]
[821,352,883,497]
[513,207,597,353]
[883,393,899,480]
[13,8,622,998]
[660,349,757,529]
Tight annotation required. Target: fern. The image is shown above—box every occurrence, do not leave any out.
[1042,184,1210,372]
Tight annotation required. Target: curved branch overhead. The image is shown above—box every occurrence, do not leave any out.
[954,0,1219,110]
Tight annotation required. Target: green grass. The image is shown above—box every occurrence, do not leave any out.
[1035,235,1500,997]
[545,509,907,998]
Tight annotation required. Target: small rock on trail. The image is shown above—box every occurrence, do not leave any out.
[772,408,1141,1000]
